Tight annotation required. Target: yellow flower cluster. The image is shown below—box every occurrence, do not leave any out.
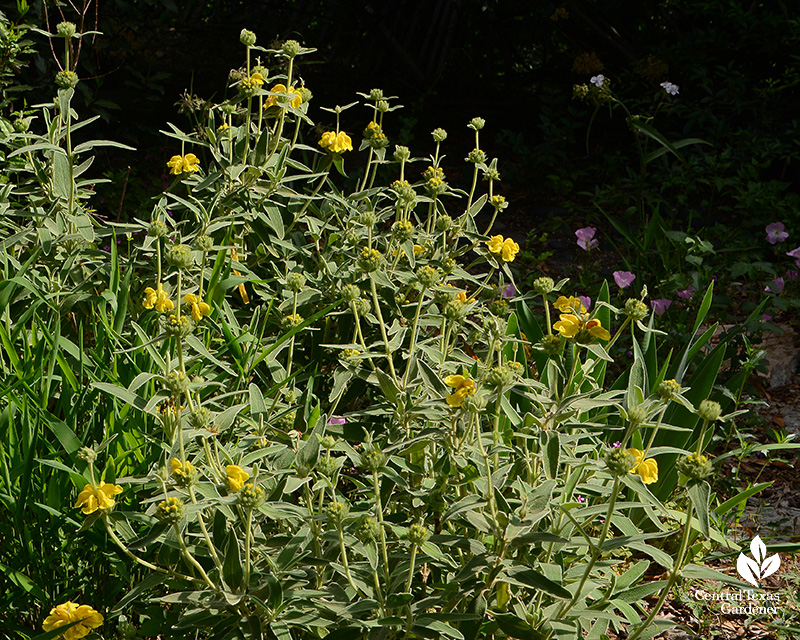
[444,374,477,407]
[629,448,658,484]
[551,295,610,343]
[169,457,194,480]
[240,71,264,92]
[486,235,520,262]
[226,464,250,492]
[166,153,200,175]
[554,296,586,314]
[74,481,123,515]
[265,83,302,109]
[319,130,353,154]
[143,283,173,313]
[553,314,610,342]
[42,602,103,640]
[183,292,211,321]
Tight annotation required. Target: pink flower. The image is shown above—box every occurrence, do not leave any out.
[501,283,516,298]
[676,286,695,300]
[575,227,598,251]
[613,270,636,288]
[327,416,346,425]
[786,246,800,259]
[786,269,799,282]
[766,222,789,245]
[612,441,622,448]
[765,277,785,294]
[578,296,592,311]
[576,495,586,503]
[762,314,772,322]
[650,298,672,315]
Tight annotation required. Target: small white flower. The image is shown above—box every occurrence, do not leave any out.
[660,81,679,96]
[590,74,605,87]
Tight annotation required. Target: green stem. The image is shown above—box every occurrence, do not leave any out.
[404,544,418,593]
[244,507,253,589]
[370,277,399,384]
[373,469,391,585]
[173,522,218,591]
[103,516,197,583]
[626,503,694,640]
[558,475,621,618]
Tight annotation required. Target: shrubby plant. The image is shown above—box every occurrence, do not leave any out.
[0,23,770,640]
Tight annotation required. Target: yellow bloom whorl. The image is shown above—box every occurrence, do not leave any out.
[485,235,519,262]
[628,448,658,484]
[444,374,477,407]
[226,464,250,492]
[74,481,123,515]
[42,602,103,640]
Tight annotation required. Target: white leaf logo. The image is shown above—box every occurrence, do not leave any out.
[737,535,780,587]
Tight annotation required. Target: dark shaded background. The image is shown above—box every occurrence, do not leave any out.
[11,0,800,228]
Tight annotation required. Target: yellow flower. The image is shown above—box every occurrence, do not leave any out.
[241,72,264,92]
[485,235,519,262]
[320,130,353,154]
[628,448,658,484]
[319,131,335,149]
[456,291,467,303]
[74,481,123,515]
[167,154,200,175]
[265,83,302,109]
[486,235,504,254]
[226,464,250,492]
[42,602,103,640]
[184,293,211,322]
[444,374,477,407]
[501,237,519,262]
[413,244,425,257]
[182,153,200,173]
[333,131,353,153]
[552,314,611,342]
[169,457,194,480]
[143,283,174,313]
[554,296,587,314]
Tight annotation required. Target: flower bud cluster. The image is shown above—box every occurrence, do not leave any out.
[392,219,414,241]
[324,500,348,525]
[164,313,193,338]
[407,523,430,545]
[487,363,517,388]
[360,447,385,472]
[239,482,265,509]
[676,452,713,481]
[149,220,168,238]
[657,379,681,401]
[165,244,194,270]
[467,148,487,164]
[157,497,184,524]
[358,247,382,272]
[604,447,637,475]
[55,71,79,89]
[356,515,381,542]
[363,121,389,149]
[239,29,257,46]
[624,298,649,321]
[286,272,307,292]
[391,180,416,205]
[416,265,441,288]
[697,399,721,422]
[535,335,560,358]
[164,371,189,396]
